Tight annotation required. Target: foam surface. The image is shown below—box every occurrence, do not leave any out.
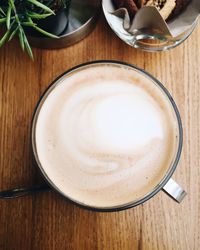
[35,63,179,208]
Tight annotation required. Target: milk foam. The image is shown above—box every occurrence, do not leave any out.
[35,64,179,208]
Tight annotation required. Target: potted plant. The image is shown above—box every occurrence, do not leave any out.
[0,0,71,59]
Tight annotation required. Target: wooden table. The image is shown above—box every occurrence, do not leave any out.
[0,16,199,250]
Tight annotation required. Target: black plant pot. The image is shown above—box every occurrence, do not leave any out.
[28,0,101,49]
[27,8,70,37]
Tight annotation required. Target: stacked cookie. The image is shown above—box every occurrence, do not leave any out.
[113,0,191,20]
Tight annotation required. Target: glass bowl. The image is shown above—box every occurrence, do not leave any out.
[102,1,198,52]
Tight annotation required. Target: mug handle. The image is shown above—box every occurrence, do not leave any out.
[0,185,50,199]
[162,178,187,203]
[0,179,187,202]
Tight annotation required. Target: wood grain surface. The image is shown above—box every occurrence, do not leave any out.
[0,15,199,250]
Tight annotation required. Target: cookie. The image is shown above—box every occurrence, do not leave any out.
[113,0,125,8]
[170,0,191,18]
[113,0,191,20]
[113,0,138,18]
[137,0,148,7]
[144,0,176,20]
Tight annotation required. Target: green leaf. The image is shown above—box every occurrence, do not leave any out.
[23,34,33,60]
[32,25,58,39]
[27,0,55,15]
[0,7,6,16]
[18,28,25,51]
[27,12,52,19]
[8,26,19,41]
[27,16,34,23]
[6,5,12,29]
[0,18,6,24]
[8,0,16,12]
[21,22,36,27]
[0,29,10,47]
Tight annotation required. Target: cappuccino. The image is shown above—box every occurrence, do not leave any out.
[34,63,179,208]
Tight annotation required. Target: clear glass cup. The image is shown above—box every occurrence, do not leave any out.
[30,61,186,211]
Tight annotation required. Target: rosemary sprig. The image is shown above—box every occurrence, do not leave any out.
[0,0,68,59]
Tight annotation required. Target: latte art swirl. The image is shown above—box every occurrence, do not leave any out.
[35,64,179,207]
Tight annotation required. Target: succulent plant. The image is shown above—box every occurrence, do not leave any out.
[0,0,69,59]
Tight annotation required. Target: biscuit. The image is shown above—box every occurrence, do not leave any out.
[145,0,176,20]
[170,0,191,18]
[113,0,138,18]
[113,0,191,20]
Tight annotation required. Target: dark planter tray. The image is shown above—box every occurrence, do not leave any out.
[28,0,101,49]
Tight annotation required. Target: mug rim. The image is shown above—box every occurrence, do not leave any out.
[31,60,183,212]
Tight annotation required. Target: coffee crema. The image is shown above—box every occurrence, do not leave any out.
[34,63,179,208]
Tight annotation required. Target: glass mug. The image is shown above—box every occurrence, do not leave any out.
[0,61,186,212]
